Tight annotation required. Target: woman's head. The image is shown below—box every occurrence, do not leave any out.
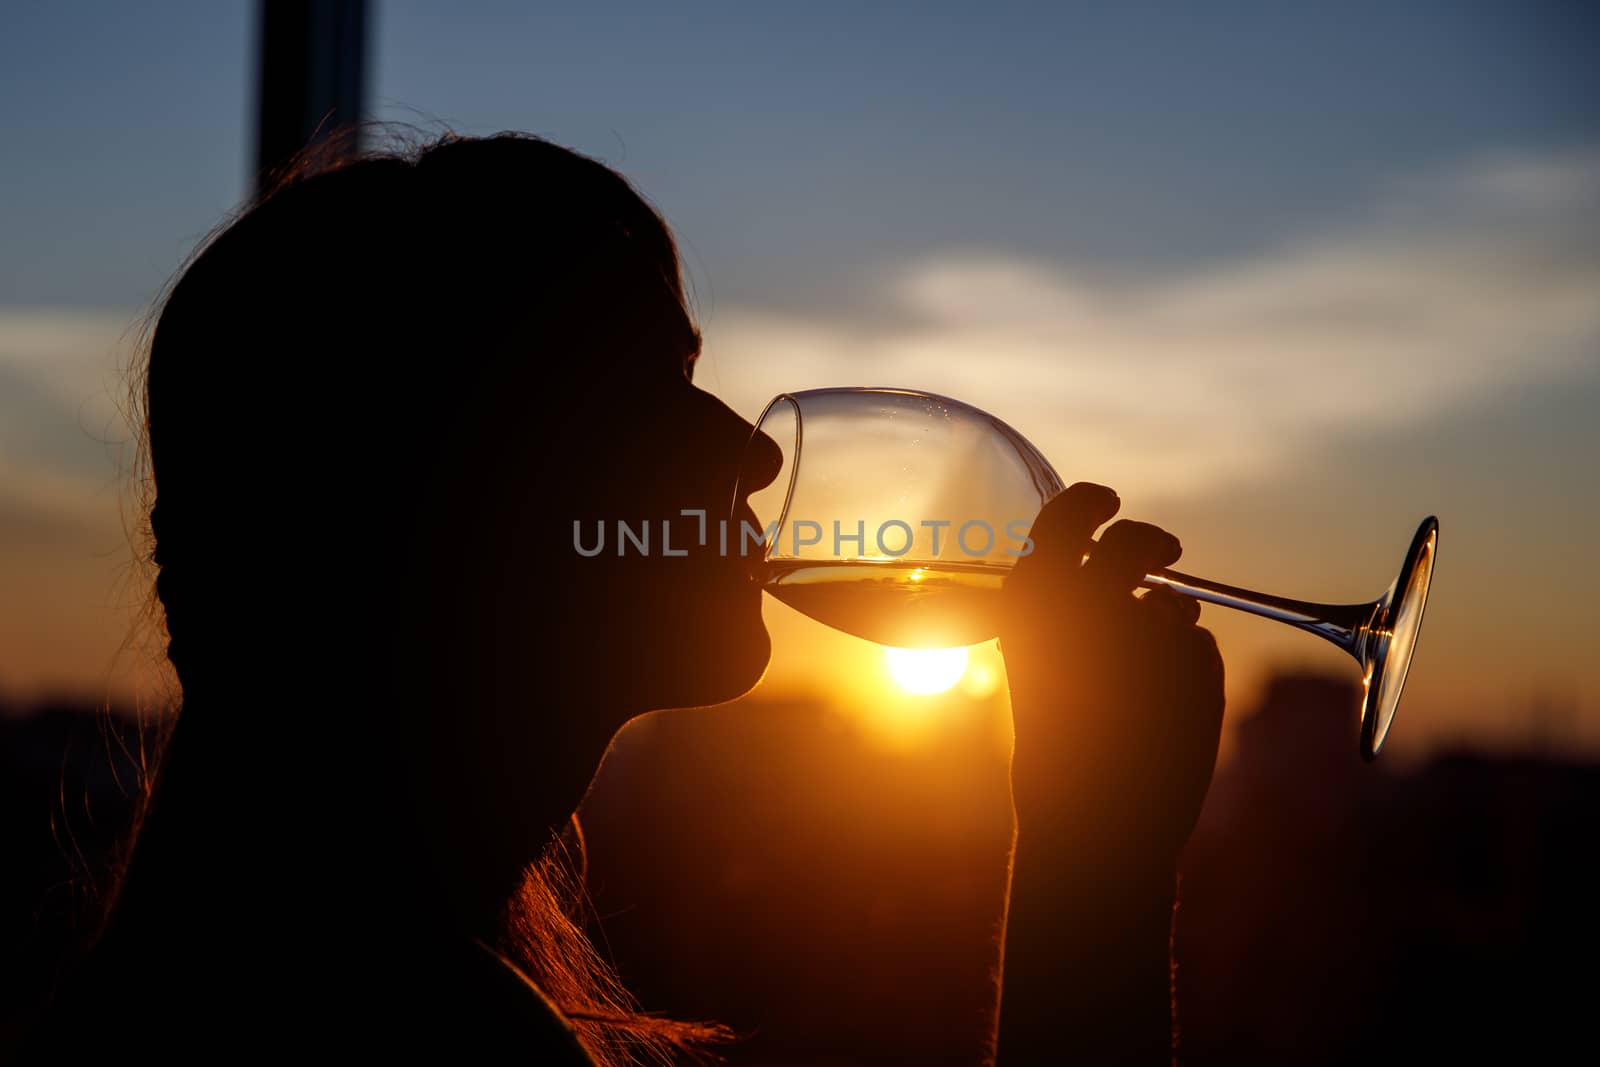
[151,132,772,704]
[142,132,778,909]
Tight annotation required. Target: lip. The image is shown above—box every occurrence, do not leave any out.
[732,500,767,587]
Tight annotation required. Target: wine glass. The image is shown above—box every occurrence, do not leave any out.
[734,387,1438,761]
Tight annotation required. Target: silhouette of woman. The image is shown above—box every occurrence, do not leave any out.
[34,134,1224,1065]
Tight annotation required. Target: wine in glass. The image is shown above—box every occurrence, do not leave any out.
[735,387,1437,761]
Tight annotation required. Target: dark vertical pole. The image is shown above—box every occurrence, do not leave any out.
[254,0,370,195]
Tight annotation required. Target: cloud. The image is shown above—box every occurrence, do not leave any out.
[702,150,1600,498]
[0,308,144,697]
[0,308,139,539]
[2,152,1597,529]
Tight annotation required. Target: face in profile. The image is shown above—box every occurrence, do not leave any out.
[149,134,780,745]
[539,363,783,714]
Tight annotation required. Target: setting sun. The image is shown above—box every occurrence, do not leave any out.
[884,646,970,695]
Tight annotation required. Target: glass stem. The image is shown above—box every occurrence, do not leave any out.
[1142,568,1378,662]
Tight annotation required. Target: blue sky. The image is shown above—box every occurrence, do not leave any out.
[1,2,1597,755]
[3,2,1595,306]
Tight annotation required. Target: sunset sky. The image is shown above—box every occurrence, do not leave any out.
[2,2,1596,759]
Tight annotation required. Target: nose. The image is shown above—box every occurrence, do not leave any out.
[739,423,784,498]
[693,386,784,499]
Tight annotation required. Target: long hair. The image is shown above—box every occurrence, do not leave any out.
[99,130,731,1066]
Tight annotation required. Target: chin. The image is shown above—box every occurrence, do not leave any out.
[630,560,772,709]
[653,616,771,710]
[712,623,772,703]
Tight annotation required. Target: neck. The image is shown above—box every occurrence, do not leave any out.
[107,687,435,956]
[104,644,635,965]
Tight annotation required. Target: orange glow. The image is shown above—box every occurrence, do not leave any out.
[959,657,1001,700]
[885,645,969,695]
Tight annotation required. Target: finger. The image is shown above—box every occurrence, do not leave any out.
[1146,624,1225,846]
[1013,483,1119,581]
[1176,624,1226,747]
[1140,584,1201,626]
[1179,625,1226,761]
[1182,624,1224,691]
[1084,519,1182,593]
